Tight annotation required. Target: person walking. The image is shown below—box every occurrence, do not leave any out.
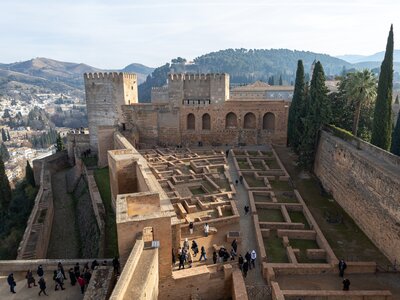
[213,251,218,264]
[57,262,67,280]
[74,262,80,278]
[37,264,44,278]
[77,275,86,294]
[245,251,252,270]
[68,268,77,286]
[199,246,207,261]
[338,259,347,277]
[84,270,92,288]
[191,240,199,257]
[172,248,176,265]
[187,250,193,268]
[112,257,120,275]
[54,269,65,291]
[343,278,351,291]
[7,273,16,294]
[239,175,243,184]
[178,250,186,270]
[238,254,244,271]
[38,277,48,296]
[231,239,238,254]
[251,249,257,269]
[90,259,99,270]
[230,248,236,261]
[242,260,249,278]
[183,238,189,250]
[189,222,194,235]
[26,269,37,288]
[204,223,209,237]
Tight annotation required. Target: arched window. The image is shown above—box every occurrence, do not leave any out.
[225,112,238,129]
[202,113,211,130]
[263,112,275,132]
[243,112,256,129]
[187,113,195,130]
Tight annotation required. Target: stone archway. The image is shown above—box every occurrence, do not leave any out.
[187,113,195,130]
[243,112,256,129]
[263,112,275,132]
[202,113,211,130]
[225,112,238,129]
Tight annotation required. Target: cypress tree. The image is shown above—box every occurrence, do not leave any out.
[391,112,400,155]
[25,161,35,186]
[1,128,7,142]
[55,133,64,152]
[6,130,10,141]
[395,95,399,104]
[298,61,331,169]
[0,157,12,211]
[0,143,9,161]
[287,60,306,151]
[279,75,283,85]
[371,25,394,150]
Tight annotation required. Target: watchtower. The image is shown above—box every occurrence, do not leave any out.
[84,72,138,152]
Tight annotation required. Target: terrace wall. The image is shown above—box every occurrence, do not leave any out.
[314,130,400,264]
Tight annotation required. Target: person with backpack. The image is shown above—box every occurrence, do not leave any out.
[38,277,48,296]
[7,273,16,294]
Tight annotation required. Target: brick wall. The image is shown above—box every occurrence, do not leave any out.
[314,130,400,264]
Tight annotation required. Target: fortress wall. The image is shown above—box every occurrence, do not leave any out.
[314,130,400,263]
[84,72,137,151]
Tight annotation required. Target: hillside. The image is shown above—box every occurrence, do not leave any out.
[138,48,352,101]
[0,57,154,97]
[337,50,400,63]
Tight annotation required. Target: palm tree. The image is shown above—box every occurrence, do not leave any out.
[343,69,377,136]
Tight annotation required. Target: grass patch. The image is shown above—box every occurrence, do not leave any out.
[82,156,98,167]
[94,167,119,258]
[250,159,264,169]
[274,146,390,266]
[261,151,274,157]
[270,180,292,191]
[254,194,273,202]
[264,232,288,263]
[288,211,310,229]
[258,209,284,222]
[243,174,266,187]
[275,191,298,203]
[265,159,281,169]
[237,158,251,169]
[247,151,259,156]
[290,239,325,263]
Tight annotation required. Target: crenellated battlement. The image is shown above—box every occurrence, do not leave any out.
[168,73,228,81]
[84,72,137,81]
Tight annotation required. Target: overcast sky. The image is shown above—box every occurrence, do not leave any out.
[0,0,398,69]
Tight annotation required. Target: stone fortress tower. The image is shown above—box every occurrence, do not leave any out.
[84,72,138,151]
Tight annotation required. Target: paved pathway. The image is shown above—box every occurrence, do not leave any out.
[227,146,268,287]
[47,169,80,259]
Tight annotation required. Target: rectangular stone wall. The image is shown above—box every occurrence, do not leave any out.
[314,130,400,264]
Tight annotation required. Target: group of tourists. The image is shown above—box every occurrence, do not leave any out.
[338,259,351,291]
[173,239,208,270]
[5,258,120,296]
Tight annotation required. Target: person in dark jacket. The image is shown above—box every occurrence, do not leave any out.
[343,278,351,291]
[26,269,37,288]
[69,268,77,286]
[245,251,252,270]
[338,259,347,277]
[242,260,249,278]
[7,273,16,294]
[238,254,244,270]
[57,262,66,280]
[38,277,48,296]
[74,262,80,278]
[91,259,99,270]
[37,264,44,278]
[231,239,238,254]
[112,257,120,275]
[213,251,218,264]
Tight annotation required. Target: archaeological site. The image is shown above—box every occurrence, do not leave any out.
[0,70,399,300]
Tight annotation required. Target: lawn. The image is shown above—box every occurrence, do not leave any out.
[250,159,264,170]
[247,150,259,156]
[94,167,119,258]
[254,193,273,202]
[243,173,266,187]
[82,156,98,167]
[265,159,281,169]
[258,208,284,222]
[290,239,326,263]
[270,180,292,191]
[237,158,251,169]
[288,210,310,229]
[275,191,298,203]
[273,146,390,266]
[264,232,289,263]
[190,186,207,195]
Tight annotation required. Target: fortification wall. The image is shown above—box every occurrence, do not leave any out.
[314,130,400,264]
[84,72,137,151]
[66,133,90,164]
